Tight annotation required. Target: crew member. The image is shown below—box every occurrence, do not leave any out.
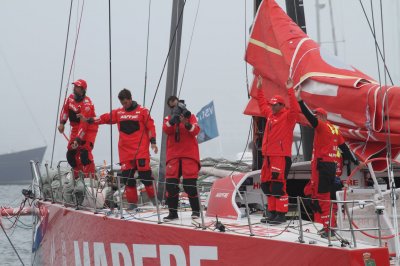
[296,89,359,238]
[256,76,299,225]
[162,96,201,221]
[87,89,158,210]
[58,79,98,178]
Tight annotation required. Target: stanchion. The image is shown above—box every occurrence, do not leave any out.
[260,193,267,217]
[90,176,98,214]
[297,196,305,243]
[35,161,45,200]
[375,205,385,247]
[116,172,123,218]
[152,180,161,224]
[344,201,357,247]
[197,186,206,230]
[328,200,334,246]
[45,163,55,203]
[244,191,254,236]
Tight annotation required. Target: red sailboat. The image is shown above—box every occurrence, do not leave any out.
[2,0,399,265]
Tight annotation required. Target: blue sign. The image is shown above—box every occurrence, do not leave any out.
[196,101,219,144]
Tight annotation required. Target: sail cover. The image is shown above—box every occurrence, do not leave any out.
[244,0,400,170]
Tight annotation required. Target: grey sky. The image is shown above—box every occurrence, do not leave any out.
[0,0,399,165]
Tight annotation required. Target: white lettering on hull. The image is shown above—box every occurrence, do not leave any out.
[133,244,157,266]
[159,245,185,266]
[111,243,132,266]
[74,241,90,266]
[190,246,218,266]
[94,242,108,266]
[73,241,218,265]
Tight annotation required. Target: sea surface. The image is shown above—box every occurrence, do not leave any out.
[0,184,32,266]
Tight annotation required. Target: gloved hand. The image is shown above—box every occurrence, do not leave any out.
[184,122,192,130]
[169,115,180,126]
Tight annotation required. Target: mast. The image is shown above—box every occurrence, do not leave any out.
[252,0,313,170]
[158,0,185,199]
[284,0,314,161]
[316,0,338,56]
[327,0,338,56]
[315,0,322,44]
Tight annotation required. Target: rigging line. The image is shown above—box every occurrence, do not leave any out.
[143,0,152,107]
[53,0,86,169]
[243,0,250,99]
[0,223,25,266]
[0,49,47,145]
[177,0,201,98]
[378,0,393,165]
[60,0,86,114]
[55,0,85,167]
[358,0,393,85]
[61,0,85,115]
[379,0,388,87]
[64,0,85,95]
[369,0,382,87]
[148,0,187,113]
[50,0,74,168]
[108,0,114,171]
[126,0,187,179]
[383,88,393,164]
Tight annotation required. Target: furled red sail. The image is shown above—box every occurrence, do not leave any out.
[244,0,400,170]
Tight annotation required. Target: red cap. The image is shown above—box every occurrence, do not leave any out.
[269,95,285,105]
[72,79,87,90]
[313,108,327,116]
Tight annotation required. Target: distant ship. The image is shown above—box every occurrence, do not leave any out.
[0,146,46,184]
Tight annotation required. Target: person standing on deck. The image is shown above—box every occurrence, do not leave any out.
[295,88,359,238]
[256,76,299,225]
[162,96,201,221]
[58,79,98,178]
[84,88,158,210]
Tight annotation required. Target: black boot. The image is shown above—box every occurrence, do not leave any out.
[191,211,200,219]
[268,212,286,225]
[260,211,276,223]
[164,195,179,221]
[163,210,179,221]
[320,229,337,240]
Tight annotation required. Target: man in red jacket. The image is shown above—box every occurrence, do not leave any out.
[257,76,299,225]
[58,79,98,178]
[296,90,359,239]
[88,89,158,210]
[162,96,201,221]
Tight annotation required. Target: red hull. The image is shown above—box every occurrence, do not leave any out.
[32,202,389,266]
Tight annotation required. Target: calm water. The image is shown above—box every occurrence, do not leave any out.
[0,184,32,266]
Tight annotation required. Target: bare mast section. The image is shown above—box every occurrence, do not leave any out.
[158,0,185,199]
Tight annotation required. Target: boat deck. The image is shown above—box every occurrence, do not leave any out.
[33,201,393,265]
[92,204,377,250]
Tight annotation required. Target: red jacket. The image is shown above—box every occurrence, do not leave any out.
[163,114,200,163]
[95,104,156,162]
[257,88,299,157]
[60,94,98,142]
[313,120,345,162]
